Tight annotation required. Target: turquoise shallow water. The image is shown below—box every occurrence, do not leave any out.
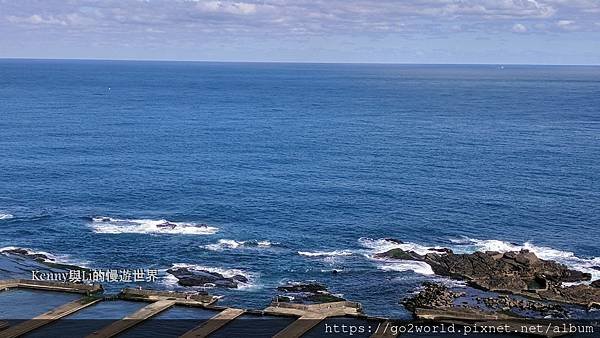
[0,60,599,317]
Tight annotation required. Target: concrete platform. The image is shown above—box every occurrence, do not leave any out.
[266,301,363,338]
[265,301,363,317]
[0,297,101,338]
[180,308,245,338]
[0,279,102,294]
[273,312,328,338]
[119,288,217,307]
[85,299,176,338]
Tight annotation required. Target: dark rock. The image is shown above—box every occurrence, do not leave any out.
[538,284,600,308]
[376,247,599,306]
[232,274,248,283]
[374,248,422,260]
[591,280,600,288]
[2,248,53,262]
[166,267,246,289]
[383,238,404,244]
[277,282,346,304]
[306,292,346,303]
[156,221,178,229]
[276,296,293,302]
[429,248,453,254]
[277,282,328,293]
[402,282,464,312]
[480,295,568,318]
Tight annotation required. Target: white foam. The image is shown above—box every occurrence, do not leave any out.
[0,246,57,262]
[298,250,353,257]
[0,246,90,268]
[203,239,275,251]
[450,237,600,281]
[168,263,257,290]
[90,217,218,235]
[379,260,435,275]
[358,238,441,276]
[358,237,445,256]
[0,213,14,220]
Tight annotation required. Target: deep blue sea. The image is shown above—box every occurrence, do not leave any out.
[1,60,599,317]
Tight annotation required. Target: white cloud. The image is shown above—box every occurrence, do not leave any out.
[196,1,257,15]
[556,19,577,30]
[512,23,527,32]
[2,0,600,35]
[6,14,67,25]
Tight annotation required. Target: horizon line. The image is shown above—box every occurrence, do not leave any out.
[1,57,599,67]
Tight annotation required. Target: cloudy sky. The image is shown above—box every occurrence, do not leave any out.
[1,0,599,64]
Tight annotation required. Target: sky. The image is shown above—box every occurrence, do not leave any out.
[1,0,599,64]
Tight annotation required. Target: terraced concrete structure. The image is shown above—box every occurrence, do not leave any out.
[0,279,383,338]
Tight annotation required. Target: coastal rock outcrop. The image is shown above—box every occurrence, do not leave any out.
[166,267,248,288]
[2,248,52,263]
[479,295,568,318]
[376,246,600,307]
[404,282,570,321]
[402,282,464,311]
[0,247,88,272]
[276,282,346,304]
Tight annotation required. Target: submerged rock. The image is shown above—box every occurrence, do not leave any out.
[276,282,345,304]
[383,238,404,244]
[404,282,569,320]
[277,282,328,293]
[2,248,52,263]
[166,267,247,289]
[480,295,568,318]
[156,221,178,229]
[402,282,464,311]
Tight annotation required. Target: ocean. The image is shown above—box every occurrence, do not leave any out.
[1,60,599,317]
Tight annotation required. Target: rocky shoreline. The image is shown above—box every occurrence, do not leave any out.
[2,244,599,322]
[373,240,600,320]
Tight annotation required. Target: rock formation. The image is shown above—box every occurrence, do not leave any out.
[166,267,248,288]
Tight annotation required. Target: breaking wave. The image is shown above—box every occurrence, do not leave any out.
[359,237,446,256]
[203,239,275,251]
[90,217,218,235]
[165,263,257,290]
[298,250,353,257]
[0,213,14,220]
[378,261,435,275]
[0,246,90,268]
[450,237,600,281]
[360,237,600,281]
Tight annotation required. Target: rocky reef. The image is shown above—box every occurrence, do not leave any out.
[402,282,465,311]
[166,267,248,288]
[376,247,600,308]
[0,247,88,272]
[276,282,346,304]
[402,281,573,322]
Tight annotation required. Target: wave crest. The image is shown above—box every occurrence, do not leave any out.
[165,263,257,290]
[298,250,353,257]
[360,236,600,281]
[90,217,218,235]
[450,237,600,281]
[203,239,275,251]
[0,213,14,220]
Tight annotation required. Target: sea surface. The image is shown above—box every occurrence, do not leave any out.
[1,60,599,317]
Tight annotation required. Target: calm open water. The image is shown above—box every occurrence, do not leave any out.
[1,60,599,317]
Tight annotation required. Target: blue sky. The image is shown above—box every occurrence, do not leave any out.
[1,0,599,64]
